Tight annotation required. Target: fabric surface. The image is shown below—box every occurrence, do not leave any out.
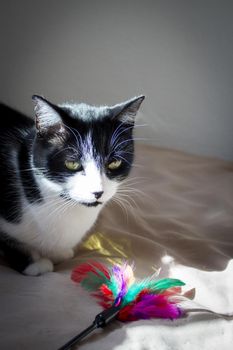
[0,144,233,350]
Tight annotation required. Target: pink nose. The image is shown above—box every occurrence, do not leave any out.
[93,191,104,200]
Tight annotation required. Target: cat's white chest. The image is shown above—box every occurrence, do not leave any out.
[1,197,101,261]
[28,198,101,254]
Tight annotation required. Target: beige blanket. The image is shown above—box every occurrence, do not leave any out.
[0,144,233,350]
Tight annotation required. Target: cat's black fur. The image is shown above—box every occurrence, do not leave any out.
[0,95,144,274]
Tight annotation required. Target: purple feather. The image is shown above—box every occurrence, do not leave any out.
[118,294,182,321]
[112,264,131,305]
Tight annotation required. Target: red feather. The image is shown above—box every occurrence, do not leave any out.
[71,261,110,283]
[91,284,114,308]
[92,292,114,309]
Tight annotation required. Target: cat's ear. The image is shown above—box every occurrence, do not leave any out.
[32,95,66,138]
[111,95,145,124]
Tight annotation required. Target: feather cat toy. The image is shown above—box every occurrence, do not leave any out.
[58,261,188,350]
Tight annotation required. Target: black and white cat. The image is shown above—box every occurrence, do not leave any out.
[0,95,144,275]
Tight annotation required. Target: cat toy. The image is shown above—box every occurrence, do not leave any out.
[58,261,188,350]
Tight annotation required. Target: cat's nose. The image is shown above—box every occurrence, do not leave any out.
[93,191,104,200]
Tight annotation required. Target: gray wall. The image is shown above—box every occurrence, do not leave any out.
[1,0,233,160]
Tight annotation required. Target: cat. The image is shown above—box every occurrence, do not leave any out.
[0,95,144,275]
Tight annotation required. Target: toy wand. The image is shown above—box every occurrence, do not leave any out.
[58,261,187,349]
[58,305,121,350]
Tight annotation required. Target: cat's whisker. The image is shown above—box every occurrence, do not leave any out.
[110,139,133,155]
[23,197,61,212]
[115,194,142,224]
[110,123,147,150]
[121,176,149,185]
[43,200,70,222]
[112,197,129,222]
[109,121,126,148]
[20,167,47,172]
[115,194,140,223]
[118,185,159,207]
[64,124,82,148]
[131,163,145,168]
[112,137,152,153]
[118,150,134,156]
[115,154,131,166]
[110,125,134,150]
[51,146,80,159]
[117,189,146,201]
[116,192,139,211]
[118,183,148,197]
[117,181,148,202]
[115,192,134,207]
[119,181,145,189]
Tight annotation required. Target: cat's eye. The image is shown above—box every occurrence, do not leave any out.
[65,160,82,171]
[107,159,122,170]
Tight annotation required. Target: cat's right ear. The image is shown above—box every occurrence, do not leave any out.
[32,95,66,139]
[110,95,145,124]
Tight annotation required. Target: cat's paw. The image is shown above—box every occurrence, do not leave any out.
[50,249,74,264]
[23,258,54,276]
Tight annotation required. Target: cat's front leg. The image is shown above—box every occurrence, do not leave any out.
[0,232,53,276]
[23,250,54,276]
[48,248,74,264]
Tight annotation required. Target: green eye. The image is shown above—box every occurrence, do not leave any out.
[65,160,82,171]
[107,159,122,170]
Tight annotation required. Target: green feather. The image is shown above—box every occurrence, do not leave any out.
[149,278,185,291]
[121,278,185,306]
[81,269,109,292]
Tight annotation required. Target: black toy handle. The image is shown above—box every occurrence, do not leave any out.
[57,305,121,350]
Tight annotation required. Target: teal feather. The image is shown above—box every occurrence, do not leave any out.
[149,278,185,291]
[121,278,185,306]
[121,284,145,306]
[106,275,119,298]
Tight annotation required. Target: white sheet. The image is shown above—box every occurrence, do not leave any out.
[0,144,232,350]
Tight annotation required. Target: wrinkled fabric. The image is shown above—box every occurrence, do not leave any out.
[0,144,233,350]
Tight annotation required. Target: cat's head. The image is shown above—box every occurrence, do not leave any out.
[32,95,144,207]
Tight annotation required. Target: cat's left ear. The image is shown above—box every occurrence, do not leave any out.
[32,95,66,138]
[111,95,145,124]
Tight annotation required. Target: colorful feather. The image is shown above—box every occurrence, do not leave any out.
[71,261,110,292]
[117,293,182,321]
[71,261,187,321]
